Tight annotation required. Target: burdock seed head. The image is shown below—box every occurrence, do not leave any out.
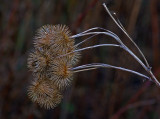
[28,78,62,109]
[27,24,81,109]
[49,59,73,89]
[34,25,74,50]
[27,49,52,75]
[33,24,80,65]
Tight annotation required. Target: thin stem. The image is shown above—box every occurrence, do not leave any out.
[72,63,151,80]
[103,3,150,68]
[74,34,98,48]
[63,4,160,87]
[112,12,128,33]
[73,67,97,73]
[74,44,120,52]
[122,46,148,70]
[71,31,121,43]
[72,30,160,86]
[69,5,160,86]
[72,31,148,70]
[57,44,121,58]
[72,27,120,47]
[75,27,111,35]
[72,31,120,43]
[149,71,160,87]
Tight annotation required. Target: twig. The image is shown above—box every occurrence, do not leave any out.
[72,31,148,72]
[102,3,150,68]
[102,3,160,87]
[150,0,160,70]
[110,99,156,119]
[69,3,160,87]
[72,63,150,80]
[57,43,120,58]
[110,81,151,119]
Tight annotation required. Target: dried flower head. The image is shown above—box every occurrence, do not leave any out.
[27,49,52,75]
[34,25,73,49]
[28,24,81,109]
[34,24,80,65]
[28,78,62,109]
[34,25,55,49]
[49,59,73,89]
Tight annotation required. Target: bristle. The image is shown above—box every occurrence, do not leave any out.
[27,50,51,74]
[49,59,73,89]
[52,46,81,65]
[33,25,80,65]
[34,25,74,51]
[34,25,55,49]
[64,47,81,65]
[28,24,81,109]
[28,78,62,109]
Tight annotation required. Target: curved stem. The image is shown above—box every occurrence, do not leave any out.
[74,44,120,52]
[69,8,160,86]
[57,44,121,58]
[72,31,148,70]
[74,34,98,48]
[73,67,97,73]
[103,3,160,87]
[102,3,150,68]
[72,30,155,75]
[149,71,160,87]
[72,27,120,48]
[72,63,151,80]
[74,27,112,35]
[72,32,160,86]
[72,31,120,42]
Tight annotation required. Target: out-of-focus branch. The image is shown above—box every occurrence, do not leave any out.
[150,0,160,71]
[110,98,156,119]
[127,0,142,34]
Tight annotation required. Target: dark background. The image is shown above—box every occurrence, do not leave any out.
[0,0,160,119]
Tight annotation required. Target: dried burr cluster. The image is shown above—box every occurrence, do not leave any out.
[27,25,80,109]
[27,3,160,110]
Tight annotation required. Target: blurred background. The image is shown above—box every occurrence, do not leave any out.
[0,0,160,118]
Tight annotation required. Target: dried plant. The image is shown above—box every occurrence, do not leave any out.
[28,77,62,109]
[27,25,79,109]
[27,3,160,109]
